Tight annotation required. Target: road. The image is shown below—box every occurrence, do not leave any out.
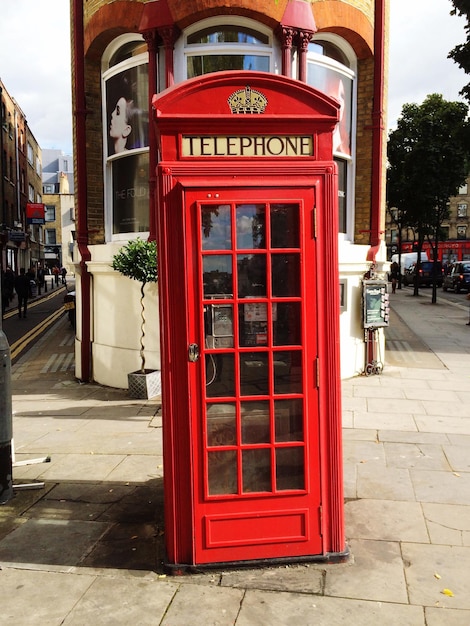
[1,279,75,366]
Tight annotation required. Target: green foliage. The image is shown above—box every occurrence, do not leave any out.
[112,238,158,285]
[112,238,158,373]
[387,94,470,300]
[449,0,470,101]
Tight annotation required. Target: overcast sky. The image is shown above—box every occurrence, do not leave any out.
[0,0,468,156]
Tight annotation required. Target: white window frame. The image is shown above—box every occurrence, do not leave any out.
[307,33,357,242]
[175,16,278,83]
[102,34,150,243]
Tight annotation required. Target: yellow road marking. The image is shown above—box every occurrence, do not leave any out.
[10,308,65,361]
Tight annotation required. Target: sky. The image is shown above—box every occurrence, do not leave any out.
[0,0,468,155]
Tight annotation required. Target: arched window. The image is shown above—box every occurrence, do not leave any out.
[307,36,356,237]
[102,36,150,241]
[175,17,276,82]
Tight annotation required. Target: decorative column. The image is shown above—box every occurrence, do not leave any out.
[158,26,179,89]
[298,30,314,83]
[278,26,295,78]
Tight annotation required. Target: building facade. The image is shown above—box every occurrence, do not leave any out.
[71,0,389,387]
[42,149,76,273]
[1,79,44,274]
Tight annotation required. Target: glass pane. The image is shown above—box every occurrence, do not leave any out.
[188,55,269,78]
[238,302,268,347]
[241,401,270,444]
[271,254,300,297]
[236,204,265,249]
[276,447,304,490]
[273,302,301,346]
[187,26,269,45]
[274,351,302,394]
[270,204,299,248]
[203,255,233,296]
[201,204,231,250]
[242,449,271,493]
[240,352,269,396]
[237,254,266,297]
[275,399,304,442]
[207,403,236,447]
[208,450,238,495]
[206,353,235,397]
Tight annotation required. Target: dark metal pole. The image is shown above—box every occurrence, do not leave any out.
[0,275,13,504]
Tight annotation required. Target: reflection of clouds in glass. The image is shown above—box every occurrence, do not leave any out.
[237,215,252,234]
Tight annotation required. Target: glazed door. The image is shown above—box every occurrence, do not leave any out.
[186,187,321,564]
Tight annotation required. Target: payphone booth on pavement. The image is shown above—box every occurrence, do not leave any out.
[152,71,347,570]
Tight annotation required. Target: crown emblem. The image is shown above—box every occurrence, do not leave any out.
[228,86,268,114]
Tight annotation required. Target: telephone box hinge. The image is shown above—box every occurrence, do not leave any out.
[312,206,317,239]
[315,356,320,388]
[319,506,323,534]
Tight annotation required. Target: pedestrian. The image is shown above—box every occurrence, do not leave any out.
[4,266,15,305]
[61,266,67,285]
[52,265,60,286]
[14,268,30,319]
[389,261,399,294]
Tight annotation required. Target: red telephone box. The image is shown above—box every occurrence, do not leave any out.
[153,71,346,569]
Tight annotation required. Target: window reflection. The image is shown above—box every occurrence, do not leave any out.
[272,253,300,297]
[240,352,269,396]
[201,204,231,250]
[275,399,303,442]
[276,447,304,490]
[203,255,233,296]
[273,302,301,346]
[241,401,270,444]
[274,351,302,394]
[236,204,265,249]
[208,450,238,495]
[207,403,236,447]
[237,254,266,297]
[270,204,299,248]
[242,449,271,493]
[206,353,235,397]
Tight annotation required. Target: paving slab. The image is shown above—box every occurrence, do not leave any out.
[383,442,451,471]
[422,503,470,546]
[0,518,109,570]
[237,589,425,626]
[356,463,416,501]
[402,543,470,610]
[0,568,96,625]
[61,576,179,626]
[345,499,429,543]
[410,469,470,505]
[160,583,244,625]
[324,539,408,604]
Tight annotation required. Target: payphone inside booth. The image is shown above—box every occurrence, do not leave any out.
[153,71,347,570]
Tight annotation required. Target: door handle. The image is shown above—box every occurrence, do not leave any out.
[188,343,200,362]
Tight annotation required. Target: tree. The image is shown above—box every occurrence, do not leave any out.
[112,238,158,373]
[387,94,470,302]
[449,0,470,101]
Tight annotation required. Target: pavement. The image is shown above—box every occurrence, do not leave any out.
[1,286,470,624]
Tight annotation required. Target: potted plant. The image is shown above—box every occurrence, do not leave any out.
[112,238,159,399]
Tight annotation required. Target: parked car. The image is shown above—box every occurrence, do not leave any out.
[442,262,470,293]
[403,261,443,287]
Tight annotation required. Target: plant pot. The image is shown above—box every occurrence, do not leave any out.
[128,369,161,400]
